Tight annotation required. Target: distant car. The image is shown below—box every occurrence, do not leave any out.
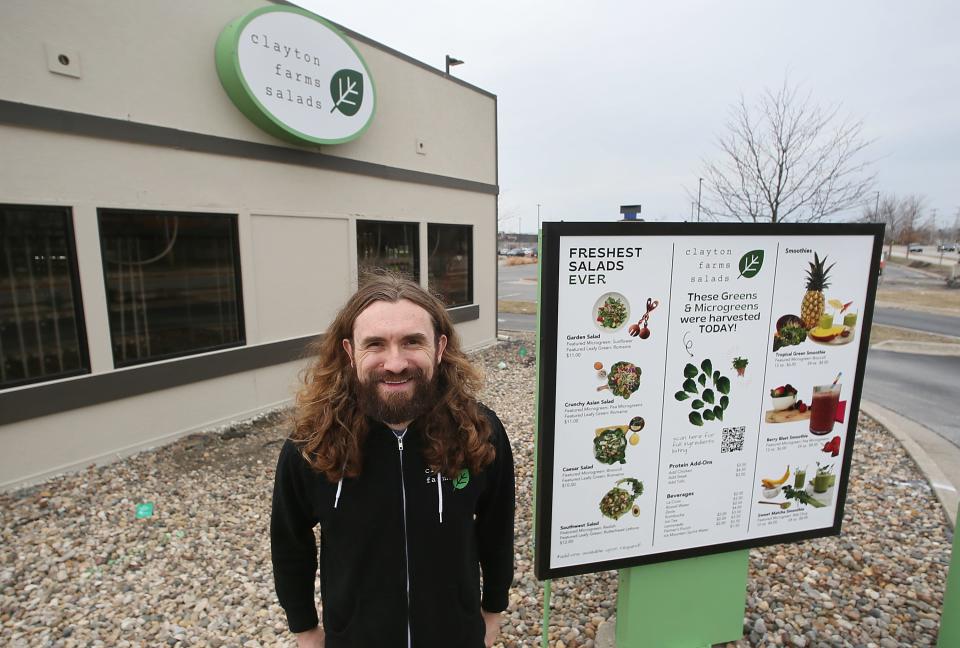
[507,248,525,256]
[908,244,923,253]
[937,243,957,252]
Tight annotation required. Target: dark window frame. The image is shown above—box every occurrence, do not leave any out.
[96,208,246,369]
[427,222,474,308]
[0,203,91,390]
[356,219,421,281]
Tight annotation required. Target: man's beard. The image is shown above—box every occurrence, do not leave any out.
[355,367,438,425]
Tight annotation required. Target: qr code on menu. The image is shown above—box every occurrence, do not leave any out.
[721,426,745,453]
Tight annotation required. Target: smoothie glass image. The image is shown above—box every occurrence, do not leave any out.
[814,466,833,493]
[793,466,807,489]
[809,384,841,435]
[843,310,858,328]
[813,473,831,493]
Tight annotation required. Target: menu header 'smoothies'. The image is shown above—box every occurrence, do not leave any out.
[215,6,376,145]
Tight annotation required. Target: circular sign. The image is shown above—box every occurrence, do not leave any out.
[215,6,376,145]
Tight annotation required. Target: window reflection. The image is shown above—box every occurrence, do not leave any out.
[0,205,88,388]
[98,210,244,367]
[356,220,420,280]
[428,224,472,307]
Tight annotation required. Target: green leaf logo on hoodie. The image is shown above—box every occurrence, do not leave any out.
[453,469,470,490]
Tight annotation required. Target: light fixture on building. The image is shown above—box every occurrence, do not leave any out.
[445,54,464,75]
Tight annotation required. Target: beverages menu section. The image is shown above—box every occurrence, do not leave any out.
[534,225,882,579]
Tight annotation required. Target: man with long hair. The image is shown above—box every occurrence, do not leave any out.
[271,271,515,648]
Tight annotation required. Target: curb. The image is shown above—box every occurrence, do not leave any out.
[869,340,960,356]
[859,400,958,529]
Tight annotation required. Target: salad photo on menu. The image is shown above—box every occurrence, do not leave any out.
[593,292,630,331]
[596,361,641,399]
[598,478,644,520]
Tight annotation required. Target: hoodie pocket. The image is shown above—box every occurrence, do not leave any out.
[323,596,359,638]
[431,583,484,646]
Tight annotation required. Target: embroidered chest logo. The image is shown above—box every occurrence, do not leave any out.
[425,468,470,490]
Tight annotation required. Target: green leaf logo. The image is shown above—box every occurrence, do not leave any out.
[453,469,470,490]
[738,250,764,279]
[330,69,364,116]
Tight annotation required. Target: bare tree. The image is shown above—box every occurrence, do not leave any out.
[861,193,926,255]
[897,194,924,257]
[698,80,875,223]
[861,193,901,252]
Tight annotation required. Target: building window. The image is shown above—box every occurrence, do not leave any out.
[1,205,89,389]
[356,220,420,280]
[98,209,244,367]
[427,224,473,307]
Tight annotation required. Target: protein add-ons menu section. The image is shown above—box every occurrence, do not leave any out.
[535,223,883,580]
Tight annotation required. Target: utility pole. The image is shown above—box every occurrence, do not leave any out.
[874,191,880,222]
[537,203,541,233]
[697,178,703,222]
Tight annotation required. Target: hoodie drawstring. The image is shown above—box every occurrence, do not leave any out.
[334,456,348,509]
[437,470,443,524]
[332,431,445,525]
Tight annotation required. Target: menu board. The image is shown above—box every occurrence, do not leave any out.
[534,222,884,579]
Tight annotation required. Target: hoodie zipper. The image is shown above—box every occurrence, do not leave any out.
[393,428,413,648]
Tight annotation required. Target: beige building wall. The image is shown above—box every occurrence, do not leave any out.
[0,0,498,489]
[0,0,495,185]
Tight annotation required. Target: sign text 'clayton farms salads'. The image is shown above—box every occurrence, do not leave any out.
[534,223,884,579]
[215,6,376,145]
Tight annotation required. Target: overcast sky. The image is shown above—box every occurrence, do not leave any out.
[294,1,959,233]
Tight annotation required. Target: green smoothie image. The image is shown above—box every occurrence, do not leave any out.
[793,467,807,489]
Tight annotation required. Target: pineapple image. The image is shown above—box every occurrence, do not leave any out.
[800,253,835,329]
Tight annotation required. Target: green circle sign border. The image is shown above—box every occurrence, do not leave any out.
[215,5,377,146]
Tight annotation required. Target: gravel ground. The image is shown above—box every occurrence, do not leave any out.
[1,332,952,647]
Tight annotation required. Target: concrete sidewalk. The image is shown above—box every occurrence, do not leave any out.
[859,399,959,529]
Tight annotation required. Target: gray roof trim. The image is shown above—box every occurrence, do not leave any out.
[0,100,499,196]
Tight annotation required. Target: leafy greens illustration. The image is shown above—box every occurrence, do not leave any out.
[674,359,731,426]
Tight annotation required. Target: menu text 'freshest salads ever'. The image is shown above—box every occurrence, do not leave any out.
[536,227,881,578]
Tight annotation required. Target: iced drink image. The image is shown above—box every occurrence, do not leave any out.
[793,467,807,489]
[809,384,841,435]
[843,310,858,328]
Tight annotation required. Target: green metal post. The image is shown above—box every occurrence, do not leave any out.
[615,550,749,647]
[533,228,550,648]
[937,504,960,647]
[542,579,552,648]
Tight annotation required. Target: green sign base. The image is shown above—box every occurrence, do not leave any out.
[615,550,749,647]
[938,503,960,647]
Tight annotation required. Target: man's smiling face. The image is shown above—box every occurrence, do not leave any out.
[342,299,447,427]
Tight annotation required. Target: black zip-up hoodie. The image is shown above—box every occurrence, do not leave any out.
[271,405,515,648]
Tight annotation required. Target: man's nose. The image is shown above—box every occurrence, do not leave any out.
[382,345,408,373]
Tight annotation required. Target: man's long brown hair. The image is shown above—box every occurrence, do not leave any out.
[291,271,494,481]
